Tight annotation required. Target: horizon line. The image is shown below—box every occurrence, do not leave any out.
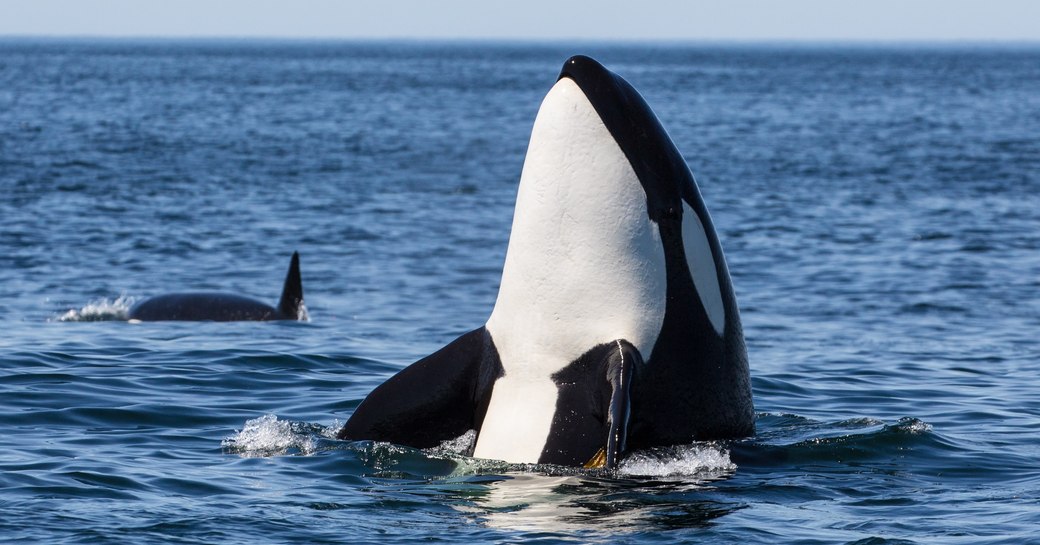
[3,34,1040,48]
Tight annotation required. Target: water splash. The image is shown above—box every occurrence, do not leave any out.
[889,416,932,434]
[222,414,339,457]
[619,442,737,478]
[55,294,136,322]
[434,429,477,456]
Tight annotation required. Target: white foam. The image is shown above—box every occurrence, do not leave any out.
[55,294,136,322]
[222,414,337,457]
[895,417,932,434]
[433,429,477,456]
[618,443,736,477]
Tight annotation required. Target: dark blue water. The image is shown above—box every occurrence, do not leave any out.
[2,39,1039,544]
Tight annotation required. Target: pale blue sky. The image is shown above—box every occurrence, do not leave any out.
[2,0,1039,42]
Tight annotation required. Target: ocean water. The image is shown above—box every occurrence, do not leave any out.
[1,39,1039,544]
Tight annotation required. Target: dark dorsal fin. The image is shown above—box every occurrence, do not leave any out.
[276,251,304,319]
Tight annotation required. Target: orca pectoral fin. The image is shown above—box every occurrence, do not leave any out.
[540,340,639,469]
[337,327,499,450]
[276,251,304,319]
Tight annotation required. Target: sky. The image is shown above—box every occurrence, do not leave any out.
[2,0,1039,43]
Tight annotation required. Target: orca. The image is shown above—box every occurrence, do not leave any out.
[338,56,753,468]
[128,252,305,321]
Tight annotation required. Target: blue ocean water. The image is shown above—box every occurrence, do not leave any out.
[1,39,1039,544]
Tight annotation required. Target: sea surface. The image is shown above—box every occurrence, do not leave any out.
[1,39,1038,544]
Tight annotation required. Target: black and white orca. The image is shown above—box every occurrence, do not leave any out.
[338,56,753,468]
[128,252,305,321]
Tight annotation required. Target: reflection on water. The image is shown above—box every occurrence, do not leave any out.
[454,443,742,534]
[466,472,742,534]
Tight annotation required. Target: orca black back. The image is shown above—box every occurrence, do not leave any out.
[128,251,305,322]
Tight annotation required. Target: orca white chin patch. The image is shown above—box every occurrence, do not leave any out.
[470,374,559,464]
[476,78,667,464]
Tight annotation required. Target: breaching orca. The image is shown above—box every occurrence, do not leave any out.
[128,252,305,321]
[338,56,753,468]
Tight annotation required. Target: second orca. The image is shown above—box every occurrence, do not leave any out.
[128,252,305,322]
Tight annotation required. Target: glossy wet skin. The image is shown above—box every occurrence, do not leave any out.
[128,292,287,321]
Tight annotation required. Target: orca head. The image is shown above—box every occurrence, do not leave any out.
[477,56,739,466]
[554,55,731,337]
[488,54,729,359]
[488,55,681,352]
[478,56,693,466]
